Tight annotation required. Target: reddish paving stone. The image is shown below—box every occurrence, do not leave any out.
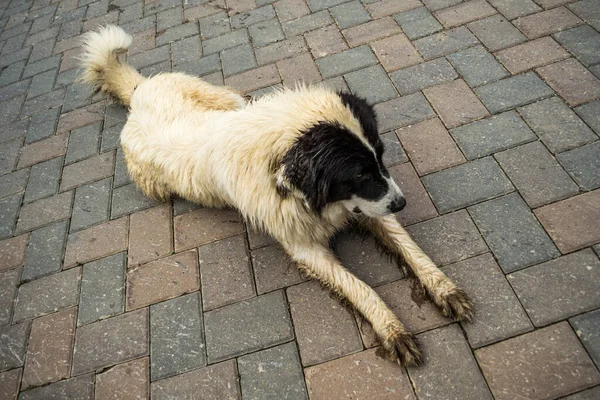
[277,53,321,87]
[342,17,402,47]
[434,0,496,28]
[174,207,245,252]
[495,36,570,74]
[72,309,149,375]
[56,102,105,136]
[0,368,21,400]
[129,28,156,56]
[443,253,533,347]
[408,324,492,400]
[19,374,94,400]
[287,281,363,366]
[476,322,600,400]
[536,58,600,106]
[423,80,490,129]
[274,0,311,22]
[255,36,307,66]
[15,191,72,234]
[305,348,415,400]
[126,250,199,310]
[199,234,256,310]
[366,0,421,18]
[370,33,423,72]
[0,268,20,326]
[305,25,348,59]
[224,64,281,93]
[59,151,115,192]
[63,217,129,268]
[151,359,240,400]
[95,357,149,400]
[128,204,172,267]
[396,118,466,176]
[467,14,527,52]
[0,234,28,272]
[22,308,76,389]
[183,3,224,21]
[59,47,81,73]
[389,162,438,226]
[513,6,583,39]
[508,249,600,326]
[17,134,68,169]
[251,243,304,294]
[13,268,81,322]
[534,190,600,254]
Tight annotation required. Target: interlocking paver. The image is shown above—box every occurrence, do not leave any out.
[446,45,509,87]
[78,253,125,326]
[23,156,62,204]
[570,309,600,369]
[221,44,257,77]
[251,243,304,294]
[370,33,423,72]
[277,52,321,86]
[390,58,457,95]
[19,374,94,400]
[488,0,541,20]
[15,191,73,235]
[0,139,21,176]
[554,25,600,67]
[381,131,408,167]
[373,93,436,132]
[0,321,29,372]
[60,151,115,192]
[518,97,597,153]
[283,10,332,36]
[25,107,60,144]
[344,65,398,104]
[95,357,149,400]
[174,207,245,251]
[128,204,172,267]
[0,368,21,400]
[316,45,378,79]
[434,0,496,28]
[0,268,20,326]
[413,26,479,60]
[341,16,401,48]
[17,134,68,169]
[495,141,579,207]
[248,18,285,47]
[393,6,442,40]
[562,386,600,400]
[304,25,348,59]
[22,221,68,282]
[476,322,600,400]
[575,100,600,135]
[495,36,570,74]
[389,162,439,226]
[287,281,362,366]
[205,290,294,363]
[225,64,281,93]
[329,2,370,30]
[568,0,600,30]
[514,6,583,38]
[535,190,600,253]
[255,35,307,65]
[0,234,28,272]
[537,58,600,106]
[475,72,554,113]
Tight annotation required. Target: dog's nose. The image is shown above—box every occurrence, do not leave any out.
[389,196,406,213]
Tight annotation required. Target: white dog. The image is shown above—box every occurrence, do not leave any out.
[79,25,472,366]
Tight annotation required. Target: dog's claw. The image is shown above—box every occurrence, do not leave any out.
[439,288,474,322]
[379,328,423,367]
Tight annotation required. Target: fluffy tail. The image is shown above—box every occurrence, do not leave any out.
[78,25,144,106]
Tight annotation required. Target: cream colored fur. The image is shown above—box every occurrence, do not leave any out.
[79,25,473,366]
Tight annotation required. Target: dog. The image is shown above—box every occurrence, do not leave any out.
[79,25,473,366]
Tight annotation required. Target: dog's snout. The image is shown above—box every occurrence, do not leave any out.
[389,196,406,213]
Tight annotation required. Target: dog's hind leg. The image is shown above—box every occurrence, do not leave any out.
[284,243,423,366]
[360,215,473,322]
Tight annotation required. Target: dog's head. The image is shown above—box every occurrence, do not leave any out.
[277,92,406,217]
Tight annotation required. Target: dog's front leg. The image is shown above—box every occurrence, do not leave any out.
[284,243,423,366]
[360,215,473,322]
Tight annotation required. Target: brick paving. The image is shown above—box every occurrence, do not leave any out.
[0,0,599,398]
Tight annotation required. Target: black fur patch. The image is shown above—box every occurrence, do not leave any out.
[338,92,383,161]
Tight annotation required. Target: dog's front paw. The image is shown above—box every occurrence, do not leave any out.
[438,287,474,322]
[378,327,423,367]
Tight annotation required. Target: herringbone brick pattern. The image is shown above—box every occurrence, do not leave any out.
[0,0,599,398]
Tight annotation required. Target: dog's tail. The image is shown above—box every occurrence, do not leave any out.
[79,25,144,106]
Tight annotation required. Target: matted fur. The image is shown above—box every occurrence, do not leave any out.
[79,25,473,366]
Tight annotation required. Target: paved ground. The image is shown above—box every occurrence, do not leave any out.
[1,0,600,399]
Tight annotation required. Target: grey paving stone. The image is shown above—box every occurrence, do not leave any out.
[330,1,371,29]
[25,107,60,144]
[570,309,600,369]
[446,45,509,87]
[0,194,21,239]
[413,26,479,60]
[450,111,536,160]
[408,324,493,400]
[128,46,171,70]
[231,6,276,30]
[104,103,128,129]
[221,44,257,77]
[0,60,25,88]
[344,64,398,104]
[204,290,294,363]
[307,0,350,12]
[114,147,132,188]
[468,14,527,52]
[469,192,560,273]
[157,6,182,31]
[251,243,304,294]
[0,321,29,371]
[422,157,514,213]
[509,249,600,327]
[0,118,27,145]
[569,0,600,30]
[78,252,125,326]
[199,12,231,40]
[390,57,458,95]
[71,177,112,232]
[0,267,20,326]
[238,342,308,400]
[444,253,533,348]
[22,220,68,282]
[1,95,24,124]
[554,25,600,67]
[394,6,442,40]
[283,10,333,36]
[173,54,221,77]
[202,29,250,55]
[72,309,148,375]
[156,21,199,46]
[488,0,541,20]
[111,183,159,218]
[475,72,555,114]
[316,45,378,79]
[22,156,62,203]
[65,122,101,165]
[100,121,124,152]
[29,38,56,64]
[557,141,600,191]
[373,92,435,132]
[14,267,81,322]
[22,55,61,80]
[519,97,597,153]
[0,169,28,199]
[248,18,285,47]
[27,68,56,99]
[406,210,488,266]
[562,386,600,400]
[381,131,408,167]
[495,141,579,208]
[151,292,206,381]
[575,100,600,135]
[0,79,29,102]
[63,83,93,113]
[171,36,202,68]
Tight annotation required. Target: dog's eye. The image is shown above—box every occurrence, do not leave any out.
[356,174,364,179]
